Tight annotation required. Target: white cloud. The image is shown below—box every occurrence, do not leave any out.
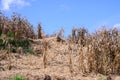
[113,24,120,28]
[1,0,30,10]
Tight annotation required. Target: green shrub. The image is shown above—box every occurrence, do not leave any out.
[13,75,25,80]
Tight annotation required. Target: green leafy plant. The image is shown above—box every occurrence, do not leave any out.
[24,47,35,54]
[7,31,15,40]
[13,75,25,80]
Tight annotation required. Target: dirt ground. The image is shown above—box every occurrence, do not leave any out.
[0,54,120,80]
[0,38,120,80]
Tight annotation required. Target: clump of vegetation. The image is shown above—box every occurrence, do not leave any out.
[66,27,120,75]
[75,27,120,75]
[0,11,35,53]
[13,75,25,80]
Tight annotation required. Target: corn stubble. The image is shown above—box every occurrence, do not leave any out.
[0,11,120,75]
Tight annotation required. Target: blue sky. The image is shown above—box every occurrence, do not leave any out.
[0,0,120,36]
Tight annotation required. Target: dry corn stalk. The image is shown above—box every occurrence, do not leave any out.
[57,28,64,42]
[7,44,12,70]
[78,45,85,73]
[37,23,42,39]
[68,44,73,73]
[43,40,48,68]
[72,28,76,43]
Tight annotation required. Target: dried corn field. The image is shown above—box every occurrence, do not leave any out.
[0,12,120,80]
